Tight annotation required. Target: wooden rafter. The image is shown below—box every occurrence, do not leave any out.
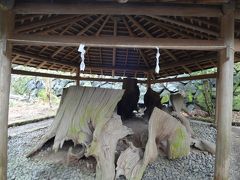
[13,48,218,75]
[150,15,219,37]
[77,15,105,36]
[95,15,110,36]
[112,17,117,76]
[15,15,77,33]
[43,15,87,35]
[128,15,191,74]
[142,16,193,39]
[123,15,155,79]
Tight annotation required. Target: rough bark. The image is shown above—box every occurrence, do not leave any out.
[86,114,132,180]
[144,87,163,118]
[170,93,190,115]
[116,108,191,180]
[117,78,140,119]
[28,86,216,180]
[202,80,214,116]
[27,86,125,156]
[116,108,216,180]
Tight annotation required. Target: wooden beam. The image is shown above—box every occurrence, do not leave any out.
[95,15,110,36]
[0,9,14,180]
[151,73,217,83]
[11,69,77,80]
[11,69,147,83]
[13,2,222,17]
[235,39,240,52]
[112,18,117,77]
[235,9,240,20]
[76,67,80,86]
[9,34,226,50]
[214,5,234,180]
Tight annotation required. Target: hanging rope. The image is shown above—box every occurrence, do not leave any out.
[155,47,160,74]
[78,44,86,71]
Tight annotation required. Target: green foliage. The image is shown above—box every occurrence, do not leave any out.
[233,94,240,111]
[186,91,193,103]
[161,94,169,104]
[37,89,60,104]
[11,76,32,95]
[37,89,48,101]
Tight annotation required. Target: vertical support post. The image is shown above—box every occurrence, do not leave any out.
[0,10,14,180]
[147,73,151,88]
[76,67,80,86]
[214,5,235,180]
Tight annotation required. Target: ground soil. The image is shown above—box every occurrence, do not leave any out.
[9,101,58,125]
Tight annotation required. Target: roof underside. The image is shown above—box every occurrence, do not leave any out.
[12,0,240,79]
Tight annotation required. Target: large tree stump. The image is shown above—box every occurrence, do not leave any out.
[117,78,140,119]
[116,108,191,180]
[27,86,125,156]
[144,87,163,118]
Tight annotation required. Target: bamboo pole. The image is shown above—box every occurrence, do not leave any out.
[0,10,14,180]
[214,5,235,180]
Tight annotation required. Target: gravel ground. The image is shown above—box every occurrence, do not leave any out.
[8,120,239,180]
[143,122,216,180]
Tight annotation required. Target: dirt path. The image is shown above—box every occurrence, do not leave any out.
[231,126,240,179]
[9,102,57,125]
[8,119,53,137]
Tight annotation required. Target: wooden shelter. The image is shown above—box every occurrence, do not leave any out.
[1,0,240,179]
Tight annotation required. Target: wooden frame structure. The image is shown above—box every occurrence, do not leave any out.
[1,0,240,180]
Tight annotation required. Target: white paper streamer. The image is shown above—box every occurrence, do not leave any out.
[155,47,160,74]
[78,44,86,71]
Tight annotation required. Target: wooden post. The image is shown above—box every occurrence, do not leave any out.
[147,73,151,88]
[0,10,14,180]
[76,67,80,86]
[214,5,235,180]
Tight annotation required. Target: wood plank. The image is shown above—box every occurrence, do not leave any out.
[214,6,235,180]
[9,34,226,50]
[13,2,222,17]
[0,10,13,180]
[235,39,240,52]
